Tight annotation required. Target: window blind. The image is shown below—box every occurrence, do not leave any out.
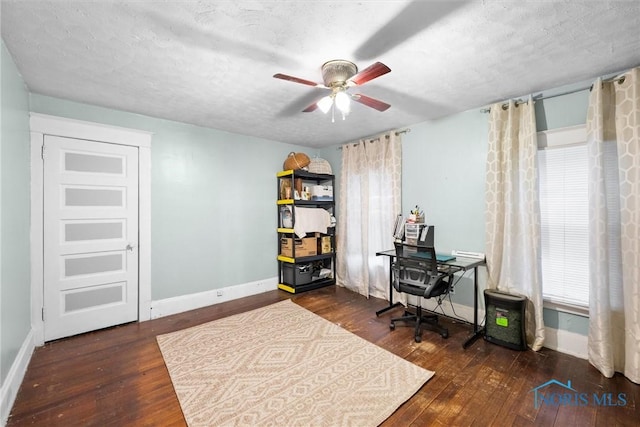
[538,143,589,307]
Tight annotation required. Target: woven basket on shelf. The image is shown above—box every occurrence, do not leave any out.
[307,157,332,175]
[283,152,310,170]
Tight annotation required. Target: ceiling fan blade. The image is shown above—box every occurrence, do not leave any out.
[273,73,322,87]
[352,94,391,112]
[302,102,318,112]
[348,62,391,86]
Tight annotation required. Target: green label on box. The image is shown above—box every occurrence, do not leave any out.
[496,317,508,327]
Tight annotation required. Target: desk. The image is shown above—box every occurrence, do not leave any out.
[375,249,486,349]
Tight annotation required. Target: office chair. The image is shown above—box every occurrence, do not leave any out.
[390,247,453,342]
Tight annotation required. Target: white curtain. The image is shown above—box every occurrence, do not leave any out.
[586,67,640,383]
[336,131,402,299]
[485,97,545,351]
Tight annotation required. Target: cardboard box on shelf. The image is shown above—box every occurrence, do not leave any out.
[320,236,332,254]
[313,232,332,254]
[280,237,317,257]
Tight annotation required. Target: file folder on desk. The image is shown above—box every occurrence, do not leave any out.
[409,251,456,262]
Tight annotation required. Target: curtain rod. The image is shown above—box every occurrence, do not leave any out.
[479,73,628,113]
[337,128,411,149]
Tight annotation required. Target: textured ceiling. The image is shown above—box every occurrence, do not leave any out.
[2,1,639,148]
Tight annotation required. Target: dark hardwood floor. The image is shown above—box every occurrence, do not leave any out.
[7,286,639,426]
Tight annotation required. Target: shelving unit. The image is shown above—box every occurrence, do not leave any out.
[277,169,336,293]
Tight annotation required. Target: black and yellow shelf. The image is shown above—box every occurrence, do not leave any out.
[276,169,336,294]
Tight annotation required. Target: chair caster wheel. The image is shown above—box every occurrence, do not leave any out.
[389,323,395,330]
[415,336,422,343]
[441,332,449,339]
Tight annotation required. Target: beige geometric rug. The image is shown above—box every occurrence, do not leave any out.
[157,299,434,427]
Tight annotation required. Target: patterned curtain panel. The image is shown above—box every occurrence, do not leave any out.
[587,67,640,383]
[485,97,545,351]
[337,132,402,299]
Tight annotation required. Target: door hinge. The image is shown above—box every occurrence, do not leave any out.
[42,307,45,321]
[41,144,45,160]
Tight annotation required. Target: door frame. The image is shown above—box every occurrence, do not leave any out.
[30,113,152,345]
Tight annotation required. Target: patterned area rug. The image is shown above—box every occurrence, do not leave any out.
[157,299,434,426]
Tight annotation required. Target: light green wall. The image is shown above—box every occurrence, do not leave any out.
[403,110,488,255]
[535,89,590,131]
[1,42,31,384]
[29,94,310,300]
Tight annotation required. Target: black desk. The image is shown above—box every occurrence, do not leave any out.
[375,249,486,349]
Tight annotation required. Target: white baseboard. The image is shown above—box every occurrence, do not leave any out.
[543,326,588,359]
[1,330,35,426]
[149,277,279,319]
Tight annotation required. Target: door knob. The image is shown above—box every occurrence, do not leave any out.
[126,243,136,252]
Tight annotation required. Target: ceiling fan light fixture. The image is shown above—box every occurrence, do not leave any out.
[335,90,351,114]
[317,95,333,114]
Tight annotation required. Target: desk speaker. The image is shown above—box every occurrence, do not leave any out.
[484,290,527,351]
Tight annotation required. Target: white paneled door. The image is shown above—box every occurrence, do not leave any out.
[43,135,139,341]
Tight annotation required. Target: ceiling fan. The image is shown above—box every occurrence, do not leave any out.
[273,60,391,121]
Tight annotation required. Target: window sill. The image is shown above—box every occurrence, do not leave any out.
[543,299,589,318]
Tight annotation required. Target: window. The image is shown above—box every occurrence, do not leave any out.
[537,125,589,308]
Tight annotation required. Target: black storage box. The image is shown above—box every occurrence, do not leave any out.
[484,290,528,351]
[282,263,313,285]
